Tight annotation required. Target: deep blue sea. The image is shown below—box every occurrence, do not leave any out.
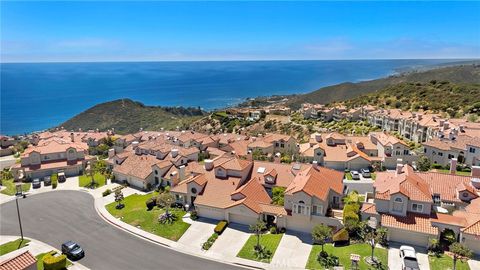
[0,59,460,135]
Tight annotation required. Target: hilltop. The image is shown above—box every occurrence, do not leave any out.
[286,64,480,109]
[60,99,206,134]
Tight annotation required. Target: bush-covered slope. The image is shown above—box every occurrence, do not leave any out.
[287,64,480,109]
[60,99,206,134]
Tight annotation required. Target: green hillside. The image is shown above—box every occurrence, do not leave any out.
[342,81,480,117]
[60,99,206,134]
[287,64,480,109]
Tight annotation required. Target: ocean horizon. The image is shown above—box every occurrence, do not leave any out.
[0,59,462,135]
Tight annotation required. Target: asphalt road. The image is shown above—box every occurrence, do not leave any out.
[0,191,244,270]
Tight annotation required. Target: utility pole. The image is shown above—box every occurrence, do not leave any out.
[15,196,24,241]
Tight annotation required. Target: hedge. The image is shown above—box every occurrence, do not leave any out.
[102,189,112,197]
[343,203,360,214]
[332,228,349,243]
[214,220,228,234]
[42,251,67,270]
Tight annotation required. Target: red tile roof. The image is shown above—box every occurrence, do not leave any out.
[462,219,480,236]
[381,212,438,235]
[285,166,344,201]
[0,251,37,270]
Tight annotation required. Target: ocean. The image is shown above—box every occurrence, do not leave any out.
[0,59,459,135]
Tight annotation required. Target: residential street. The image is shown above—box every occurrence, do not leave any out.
[0,191,244,270]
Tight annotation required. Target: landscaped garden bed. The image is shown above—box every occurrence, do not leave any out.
[105,192,190,241]
[306,243,388,270]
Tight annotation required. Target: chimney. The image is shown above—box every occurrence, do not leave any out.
[459,125,465,132]
[315,134,322,142]
[471,166,480,177]
[432,116,436,121]
[396,159,404,176]
[70,132,74,142]
[450,158,457,174]
[171,149,179,158]
[246,150,253,161]
[312,160,319,171]
[178,165,185,181]
[204,159,214,171]
[108,148,115,159]
[439,119,445,127]
[443,121,450,130]
[274,152,281,164]
[417,114,423,120]
[132,141,139,149]
[449,132,455,140]
[170,171,178,181]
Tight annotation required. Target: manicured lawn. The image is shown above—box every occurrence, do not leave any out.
[78,173,106,188]
[0,179,31,196]
[0,238,30,256]
[436,170,471,176]
[429,254,470,270]
[36,251,72,270]
[106,192,190,241]
[306,243,388,270]
[237,233,283,263]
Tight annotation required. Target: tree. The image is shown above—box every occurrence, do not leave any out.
[311,224,332,254]
[417,155,431,172]
[114,190,124,209]
[271,187,285,206]
[249,219,267,249]
[157,192,176,224]
[449,242,472,270]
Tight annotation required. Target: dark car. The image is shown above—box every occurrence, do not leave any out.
[44,176,52,186]
[32,179,41,189]
[58,172,66,183]
[61,241,85,260]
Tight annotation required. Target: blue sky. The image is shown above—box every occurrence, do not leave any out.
[1,1,479,62]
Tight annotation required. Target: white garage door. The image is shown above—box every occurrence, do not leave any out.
[197,206,224,221]
[464,236,480,256]
[389,228,431,248]
[229,213,258,226]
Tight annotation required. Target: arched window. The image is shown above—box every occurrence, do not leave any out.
[191,187,197,194]
[394,197,403,203]
[393,197,404,212]
[299,200,305,204]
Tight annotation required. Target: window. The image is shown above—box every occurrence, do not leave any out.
[424,148,427,153]
[191,187,197,194]
[280,143,285,148]
[155,170,158,175]
[438,152,443,157]
[404,150,409,155]
[448,154,454,159]
[462,192,469,198]
[393,197,403,212]
[312,205,323,216]
[412,203,423,213]
[275,142,279,147]
[294,201,309,215]
[470,147,476,153]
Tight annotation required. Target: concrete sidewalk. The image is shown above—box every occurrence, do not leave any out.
[0,235,89,270]
[270,232,311,269]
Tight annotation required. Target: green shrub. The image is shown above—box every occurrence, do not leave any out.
[214,220,228,234]
[42,251,67,270]
[51,174,58,189]
[343,203,360,214]
[270,227,278,234]
[102,189,112,197]
[202,233,219,250]
[432,163,443,169]
[190,210,198,220]
[332,228,350,243]
[146,196,157,210]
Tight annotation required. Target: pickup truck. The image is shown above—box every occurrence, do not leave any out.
[399,245,420,270]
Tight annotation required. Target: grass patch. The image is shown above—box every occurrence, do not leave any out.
[36,250,72,270]
[429,254,470,270]
[237,233,283,263]
[0,238,30,256]
[371,173,377,180]
[78,173,106,188]
[106,192,190,241]
[345,173,353,180]
[306,243,388,270]
[436,170,471,176]
[0,179,31,196]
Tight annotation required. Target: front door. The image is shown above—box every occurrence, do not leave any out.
[333,196,340,208]
[190,196,196,207]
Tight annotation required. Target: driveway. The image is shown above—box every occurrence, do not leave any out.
[0,191,243,270]
[177,218,217,253]
[0,155,16,170]
[208,223,251,259]
[270,231,312,269]
[389,242,430,270]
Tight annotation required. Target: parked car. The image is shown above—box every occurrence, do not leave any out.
[32,179,41,189]
[399,245,420,270]
[61,241,85,260]
[361,168,371,178]
[58,171,66,183]
[350,170,360,180]
[43,176,51,186]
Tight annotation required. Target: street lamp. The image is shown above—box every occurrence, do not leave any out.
[15,184,24,241]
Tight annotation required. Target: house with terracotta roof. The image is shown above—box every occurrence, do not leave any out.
[0,251,37,270]
[247,133,297,156]
[171,157,345,233]
[361,161,480,253]
[423,134,480,167]
[11,138,93,180]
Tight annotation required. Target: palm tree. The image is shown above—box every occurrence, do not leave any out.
[249,219,267,249]
[449,242,472,270]
[311,224,332,254]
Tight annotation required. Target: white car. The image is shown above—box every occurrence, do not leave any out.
[399,245,420,270]
[350,171,360,180]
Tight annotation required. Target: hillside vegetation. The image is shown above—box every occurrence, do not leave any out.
[343,81,480,117]
[60,99,206,134]
[287,64,480,109]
